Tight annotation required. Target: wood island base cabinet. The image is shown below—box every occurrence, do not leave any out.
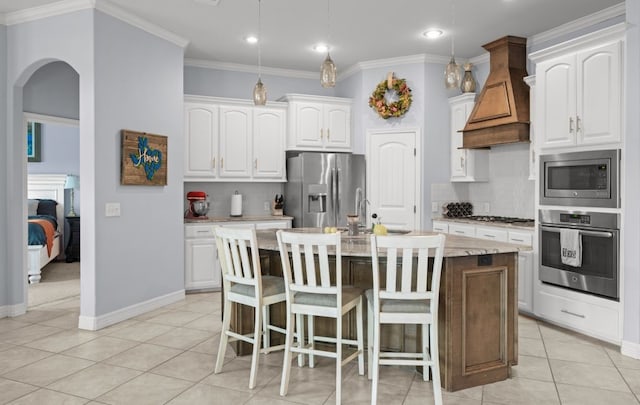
[227,251,517,392]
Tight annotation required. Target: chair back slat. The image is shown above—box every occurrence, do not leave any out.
[400,248,413,293]
[385,248,397,293]
[416,248,429,292]
[214,226,262,293]
[276,230,342,298]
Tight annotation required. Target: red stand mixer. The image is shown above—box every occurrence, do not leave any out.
[185,191,210,219]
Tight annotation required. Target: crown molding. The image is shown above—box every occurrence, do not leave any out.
[184,58,318,80]
[529,2,625,48]
[3,0,189,48]
[339,53,451,81]
[468,53,490,65]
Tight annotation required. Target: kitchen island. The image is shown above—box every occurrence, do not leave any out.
[228,229,529,391]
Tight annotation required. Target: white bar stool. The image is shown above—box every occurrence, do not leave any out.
[366,234,446,405]
[276,229,365,404]
[214,226,287,389]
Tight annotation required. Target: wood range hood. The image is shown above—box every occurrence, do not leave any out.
[462,36,530,149]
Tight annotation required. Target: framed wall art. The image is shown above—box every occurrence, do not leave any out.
[27,121,42,162]
[121,130,168,186]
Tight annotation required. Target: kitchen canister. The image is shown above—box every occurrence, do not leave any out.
[230,190,243,217]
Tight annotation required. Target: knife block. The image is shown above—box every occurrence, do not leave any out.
[271,201,283,216]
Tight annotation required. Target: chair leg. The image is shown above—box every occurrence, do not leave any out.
[262,306,270,350]
[308,315,315,368]
[367,300,373,380]
[215,295,232,374]
[430,322,443,405]
[336,313,342,405]
[296,313,305,367]
[249,304,263,390]
[356,297,365,376]
[280,308,295,397]
[422,323,429,382]
[371,316,380,405]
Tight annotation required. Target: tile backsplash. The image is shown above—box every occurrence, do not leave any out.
[432,143,535,219]
[184,182,285,217]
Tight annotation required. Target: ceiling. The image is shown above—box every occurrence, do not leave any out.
[0,0,624,73]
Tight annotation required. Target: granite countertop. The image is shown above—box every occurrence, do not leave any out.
[433,217,535,230]
[256,228,531,258]
[185,215,294,224]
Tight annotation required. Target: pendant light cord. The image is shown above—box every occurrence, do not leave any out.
[327,0,331,52]
[258,0,262,79]
[450,0,455,58]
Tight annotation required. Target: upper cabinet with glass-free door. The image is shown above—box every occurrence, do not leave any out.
[280,94,352,151]
[531,25,623,150]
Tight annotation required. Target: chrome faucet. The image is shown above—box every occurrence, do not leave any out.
[354,187,368,225]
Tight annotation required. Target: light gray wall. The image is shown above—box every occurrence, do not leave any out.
[93,11,185,315]
[1,24,8,308]
[23,61,79,120]
[184,66,334,100]
[623,1,640,348]
[6,9,94,311]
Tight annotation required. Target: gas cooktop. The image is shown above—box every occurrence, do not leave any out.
[462,216,535,226]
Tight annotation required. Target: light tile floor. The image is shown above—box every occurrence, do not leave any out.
[1,291,639,404]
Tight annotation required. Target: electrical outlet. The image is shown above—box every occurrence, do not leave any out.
[263,201,270,211]
[432,202,439,213]
[105,202,121,217]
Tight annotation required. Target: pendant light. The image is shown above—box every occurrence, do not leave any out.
[252,0,267,105]
[444,0,461,89]
[320,0,336,88]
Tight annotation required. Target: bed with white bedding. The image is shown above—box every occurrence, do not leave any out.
[27,174,66,284]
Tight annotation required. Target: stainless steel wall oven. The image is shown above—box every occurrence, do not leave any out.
[539,209,620,300]
[540,149,620,208]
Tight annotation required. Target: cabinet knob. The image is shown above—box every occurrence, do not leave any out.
[221,158,224,168]
[569,117,574,133]
[320,129,324,139]
[460,156,465,168]
[212,158,216,168]
[576,116,582,133]
[254,158,258,169]
[327,129,330,139]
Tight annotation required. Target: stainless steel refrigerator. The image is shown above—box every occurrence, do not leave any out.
[284,152,366,229]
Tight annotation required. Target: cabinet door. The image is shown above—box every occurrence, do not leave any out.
[537,55,576,149]
[185,238,221,290]
[253,108,285,179]
[518,251,534,313]
[450,102,468,179]
[254,220,292,229]
[432,221,449,233]
[219,106,252,178]
[576,41,621,146]
[448,223,475,238]
[184,103,218,178]
[324,104,351,149]
[294,102,323,147]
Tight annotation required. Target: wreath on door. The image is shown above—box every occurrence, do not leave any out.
[368,73,412,119]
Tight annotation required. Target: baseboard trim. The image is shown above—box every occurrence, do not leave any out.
[78,289,185,331]
[2,303,27,317]
[621,340,640,359]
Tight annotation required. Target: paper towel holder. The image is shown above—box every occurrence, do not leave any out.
[230,190,243,217]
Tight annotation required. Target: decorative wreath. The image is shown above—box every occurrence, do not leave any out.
[368,75,412,119]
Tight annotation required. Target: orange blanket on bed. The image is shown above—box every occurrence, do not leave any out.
[29,218,55,256]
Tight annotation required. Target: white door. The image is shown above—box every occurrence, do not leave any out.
[538,55,576,149]
[219,106,252,178]
[366,129,419,230]
[324,103,351,149]
[253,107,285,179]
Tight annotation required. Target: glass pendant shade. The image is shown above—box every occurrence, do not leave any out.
[253,78,267,105]
[444,56,461,89]
[320,53,337,88]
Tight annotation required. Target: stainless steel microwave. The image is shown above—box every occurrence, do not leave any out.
[540,149,620,208]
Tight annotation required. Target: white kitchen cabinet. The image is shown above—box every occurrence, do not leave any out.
[184,95,287,182]
[432,220,449,233]
[475,226,508,242]
[219,105,252,178]
[184,103,219,178]
[517,251,534,314]
[532,27,623,150]
[448,223,476,238]
[280,94,352,151]
[253,107,286,179]
[448,94,489,182]
[184,224,220,291]
[184,219,292,291]
[524,75,536,181]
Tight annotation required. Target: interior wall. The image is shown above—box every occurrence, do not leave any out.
[6,9,95,313]
[1,24,8,310]
[92,11,185,316]
[23,61,79,120]
[28,122,80,176]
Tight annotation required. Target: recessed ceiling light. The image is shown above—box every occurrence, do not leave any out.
[245,36,258,44]
[423,29,443,39]
[313,44,329,53]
